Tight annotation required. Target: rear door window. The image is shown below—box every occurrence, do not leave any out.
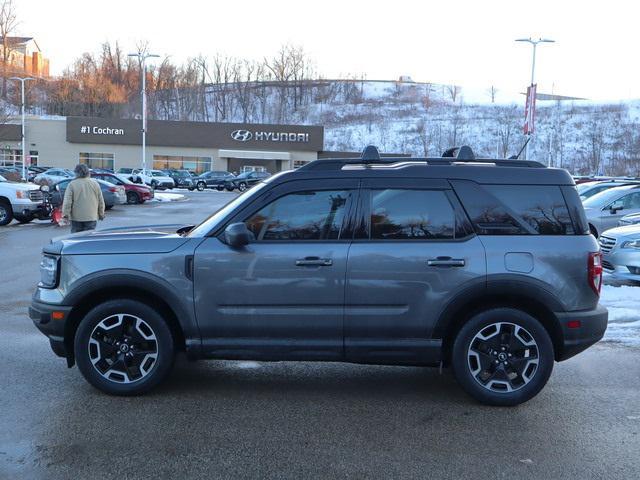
[367,189,456,240]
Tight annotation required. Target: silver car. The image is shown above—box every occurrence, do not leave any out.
[583,184,640,237]
[577,180,640,201]
[599,225,640,282]
[619,212,640,226]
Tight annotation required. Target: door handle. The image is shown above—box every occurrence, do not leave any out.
[427,257,465,267]
[295,257,333,267]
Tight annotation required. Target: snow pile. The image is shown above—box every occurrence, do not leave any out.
[150,193,185,202]
[600,284,640,346]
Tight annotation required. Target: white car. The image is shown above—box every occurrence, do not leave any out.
[125,169,175,189]
[34,168,74,186]
[0,174,48,226]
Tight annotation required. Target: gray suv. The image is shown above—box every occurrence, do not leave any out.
[30,146,608,406]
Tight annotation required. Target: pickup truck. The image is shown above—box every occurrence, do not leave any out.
[0,174,49,226]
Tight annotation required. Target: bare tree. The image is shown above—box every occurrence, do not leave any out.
[486,85,498,103]
[446,84,461,103]
[0,0,18,98]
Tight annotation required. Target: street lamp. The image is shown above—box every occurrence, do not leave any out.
[9,76,35,181]
[128,52,160,175]
[515,37,555,160]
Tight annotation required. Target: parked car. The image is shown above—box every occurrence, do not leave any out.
[599,224,640,282]
[29,145,607,406]
[583,184,640,237]
[129,169,175,190]
[162,169,195,190]
[91,172,154,204]
[224,170,270,191]
[577,180,640,200]
[49,178,124,210]
[0,174,48,225]
[619,212,640,226]
[34,168,75,186]
[193,170,234,191]
[27,166,51,182]
[0,166,23,182]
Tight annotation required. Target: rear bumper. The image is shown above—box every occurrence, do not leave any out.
[29,299,72,359]
[555,304,608,361]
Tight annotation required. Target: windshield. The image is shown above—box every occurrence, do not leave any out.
[583,185,636,208]
[0,174,6,182]
[576,182,598,194]
[188,181,270,237]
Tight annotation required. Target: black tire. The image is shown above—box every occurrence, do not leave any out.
[0,199,14,226]
[216,185,224,191]
[589,224,598,238]
[105,205,113,211]
[126,191,140,205]
[196,182,206,192]
[15,215,33,224]
[74,299,175,396]
[225,185,235,192]
[451,308,554,407]
[237,182,248,192]
[151,180,158,190]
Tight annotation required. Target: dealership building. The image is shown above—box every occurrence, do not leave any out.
[0,116,331,174]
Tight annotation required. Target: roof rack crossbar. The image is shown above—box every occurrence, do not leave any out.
[298,157,547,171]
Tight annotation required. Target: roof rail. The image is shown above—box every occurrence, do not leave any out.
[297,145,547,172]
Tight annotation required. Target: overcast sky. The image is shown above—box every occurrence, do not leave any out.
[18,0,640,101]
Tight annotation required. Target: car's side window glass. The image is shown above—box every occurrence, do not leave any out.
[369,189,455,240]
[623,192,640,209]
[245,190,351,241]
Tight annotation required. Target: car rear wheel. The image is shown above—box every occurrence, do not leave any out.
[216,185,224,191]
[0,199,14,226]
[74,299,175,395]
[451,308,554,406]
[237,182,248,192]
[225,185,235,192]
[196,182,206,191]
[126,191,140,204]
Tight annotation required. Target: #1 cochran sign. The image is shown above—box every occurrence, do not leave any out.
[523,84,537,135]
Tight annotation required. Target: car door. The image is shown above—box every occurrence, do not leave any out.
[601,190,640,231]
[344,178,486,364]
[193,179,358,360]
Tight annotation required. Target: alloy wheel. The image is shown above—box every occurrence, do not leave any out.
[88,313,159,384]
[467,322,539,393]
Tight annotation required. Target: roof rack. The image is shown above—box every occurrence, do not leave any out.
[297,145,547,172]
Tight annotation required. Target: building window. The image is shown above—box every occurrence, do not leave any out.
[79,152,115,171]
[153,155,211,174]
[241,165,267,173]
[293,160,309,169]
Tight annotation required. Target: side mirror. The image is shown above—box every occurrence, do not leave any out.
[224,222,253,248]
[610,201,624,213]
[39,184,49,192]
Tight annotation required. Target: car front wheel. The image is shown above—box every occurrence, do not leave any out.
[225,185,235,191]
[216,185,224,191]
[0,199,14,226]
[74,299,175,396]
[451,308,554,406]
[196,182,206,191]
[237,182,248,192]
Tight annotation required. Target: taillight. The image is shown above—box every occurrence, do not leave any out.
[588,252,603,295]
[108,187,117,192]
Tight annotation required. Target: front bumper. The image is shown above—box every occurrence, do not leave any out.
[29,298,72,360]
[555,304,608,361]
[602,248,640,281]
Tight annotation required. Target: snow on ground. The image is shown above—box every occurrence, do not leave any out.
[150,192,186,202]
[600,283,640,346]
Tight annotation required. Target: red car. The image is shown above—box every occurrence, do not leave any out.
[90,172,154,204]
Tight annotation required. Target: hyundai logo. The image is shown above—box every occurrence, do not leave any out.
[231,129,253,142]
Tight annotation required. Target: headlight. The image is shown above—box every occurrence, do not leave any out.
[621,240,640,249]
[15,190,28,199]
[39,255,59,288]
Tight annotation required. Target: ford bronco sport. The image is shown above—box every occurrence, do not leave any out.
[30,146,608,406]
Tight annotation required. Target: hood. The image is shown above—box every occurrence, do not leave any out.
[47,224,193,255]
[601,224,640,240]
[0,181,41,192]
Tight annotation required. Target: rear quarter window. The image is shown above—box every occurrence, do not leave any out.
[451,180,575,235]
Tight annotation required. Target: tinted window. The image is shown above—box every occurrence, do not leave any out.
[452,180,574,235]
[369,189,455,240]
[621,192,640,209]
[246,190,350,241]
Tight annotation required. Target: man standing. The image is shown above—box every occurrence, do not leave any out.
[62,164,105,233]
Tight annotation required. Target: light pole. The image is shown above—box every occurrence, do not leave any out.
[515,37,555,160]
[9,76,35,181]
[128,52,159,175]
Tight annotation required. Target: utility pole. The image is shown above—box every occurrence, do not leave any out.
[9,76,35,181]
[515,37,555,161]
[128,52,159,175]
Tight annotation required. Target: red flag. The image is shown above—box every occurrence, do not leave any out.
[524,84,537,134]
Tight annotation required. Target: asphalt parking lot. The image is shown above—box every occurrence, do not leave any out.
[1,190,639,479]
